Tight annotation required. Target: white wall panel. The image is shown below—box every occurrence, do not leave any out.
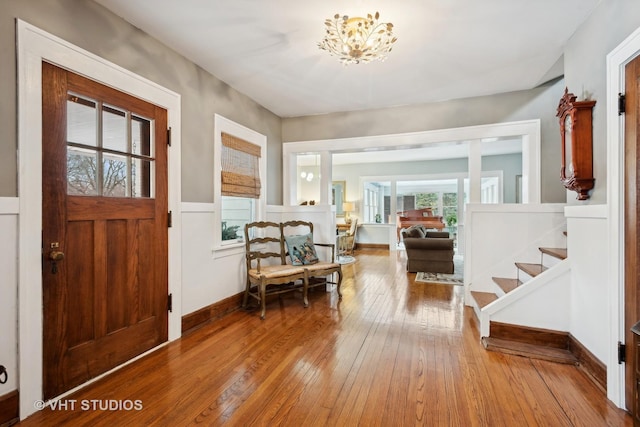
[565,205,609,365]
[0,198,18,395]
[268,204,336,250]
[356,224,391,246]
[181,204,337,316]
[181,203,245,315]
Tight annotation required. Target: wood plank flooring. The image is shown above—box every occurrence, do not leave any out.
[19,249,631,426]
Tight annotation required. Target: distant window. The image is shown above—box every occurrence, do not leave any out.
[363,181,390,223]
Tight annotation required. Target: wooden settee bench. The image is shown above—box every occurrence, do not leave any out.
[243,220,343,319]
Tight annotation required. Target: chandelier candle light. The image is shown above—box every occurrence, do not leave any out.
[318,12,397,65]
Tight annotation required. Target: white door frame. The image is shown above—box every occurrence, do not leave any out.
[282,120,541,208]
[606,24,640,409]
[17,20,182,419]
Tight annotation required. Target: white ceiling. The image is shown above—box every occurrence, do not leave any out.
[95,0,600,118]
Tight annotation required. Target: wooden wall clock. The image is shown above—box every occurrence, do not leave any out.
[556,87,596,200]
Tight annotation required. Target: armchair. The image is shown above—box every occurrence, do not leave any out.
[338,218,358,257]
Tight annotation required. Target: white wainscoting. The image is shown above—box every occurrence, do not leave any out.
[181,203,245,315]
[267,205,337,265]
[0,198,19,396]
[267,204,336,246]
[355,224,393,249]
[564,205,609,369]
[181,203,337,316]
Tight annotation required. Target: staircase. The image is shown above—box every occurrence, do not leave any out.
[470,237,575,363]
[470,245,566,311]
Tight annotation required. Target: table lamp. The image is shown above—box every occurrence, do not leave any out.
[343,201,354,224]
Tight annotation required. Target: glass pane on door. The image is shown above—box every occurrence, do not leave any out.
[132,158,154,198]
[102,104,128,153]
[67,146,98,196]
[67,94,97,147]
[66,92,155,198]
[131,115,153,157]
[103,153,128,197]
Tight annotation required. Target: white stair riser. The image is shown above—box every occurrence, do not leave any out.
[542,253,563,268]
[494,284,506,297]
[518,271,535,283]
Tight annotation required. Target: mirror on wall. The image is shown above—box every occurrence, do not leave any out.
[332,181,346,216]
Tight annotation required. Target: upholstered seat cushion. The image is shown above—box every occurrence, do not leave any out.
[249,264,305,280]
[304,261,341,273]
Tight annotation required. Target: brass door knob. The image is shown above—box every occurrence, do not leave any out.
[49,250,65,261]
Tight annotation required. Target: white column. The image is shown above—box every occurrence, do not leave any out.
[389,181,398,251]
[468,140,482,203]
[320,151,332,206]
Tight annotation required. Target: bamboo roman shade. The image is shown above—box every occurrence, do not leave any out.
[221,132,262,198]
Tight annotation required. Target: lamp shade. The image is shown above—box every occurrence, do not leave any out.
[342,202,355,212]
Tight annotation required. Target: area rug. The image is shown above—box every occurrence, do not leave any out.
[415,256,463,286]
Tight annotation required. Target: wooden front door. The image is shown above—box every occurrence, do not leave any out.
[42,62,169,399]
[625,54,640,411]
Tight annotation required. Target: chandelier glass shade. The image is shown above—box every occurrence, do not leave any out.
[318,12,397,65]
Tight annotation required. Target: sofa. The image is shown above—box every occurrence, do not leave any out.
[401,225,454,274]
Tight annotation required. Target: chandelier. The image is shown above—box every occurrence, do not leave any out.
[318,12,397,65]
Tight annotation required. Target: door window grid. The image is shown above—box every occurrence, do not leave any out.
[66,92,155,198]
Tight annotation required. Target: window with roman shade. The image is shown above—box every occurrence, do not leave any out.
[221,132,261,198]
[214,115,266,248]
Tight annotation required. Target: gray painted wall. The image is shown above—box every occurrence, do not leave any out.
[3,0,640,206]
[0,0,283,204]
[563,0,640,205]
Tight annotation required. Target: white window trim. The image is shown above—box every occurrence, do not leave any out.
[358,170,503,223]
[283,120,540,208]
[213,114,267,250]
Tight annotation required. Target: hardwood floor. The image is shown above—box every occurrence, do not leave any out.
[19,249,631,426]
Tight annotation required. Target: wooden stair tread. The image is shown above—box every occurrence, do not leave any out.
[515,262,547,277]
[482,337,578,365]
[492,277,521,293]
[471,291,498,309]
[539,247,567,260]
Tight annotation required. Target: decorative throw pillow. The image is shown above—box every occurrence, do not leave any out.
[406,225,426,238]
[285,233,319,265]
